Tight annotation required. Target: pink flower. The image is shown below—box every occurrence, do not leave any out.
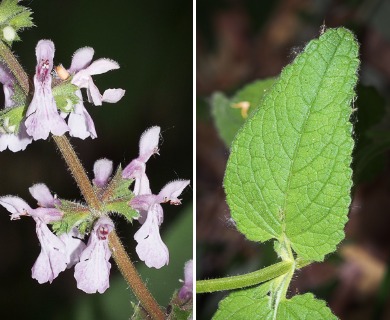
[71,47,125,106]
[60,228,86,269]
[0,62,15,108]
[0,184,85,284]
[123,126,160,196]
[0,125,32,152]
[92,158,113,188]
[0,183,62,223]
[63,47,125,139]
[67,90,97,139]
[0,62,32,152]
[131,180,190,269]
[64,47,96,139]
[74,217,114,294]
[31,218,68,283]
[179,260,193,300]
[25,40,69,140]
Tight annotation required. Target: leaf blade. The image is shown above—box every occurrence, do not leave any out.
[213,281,337,320]
[224,28,359,261]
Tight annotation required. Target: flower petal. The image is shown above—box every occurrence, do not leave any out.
[69,47,94,74]
[85,58,119,75]
[71,69,90,89]
[31,218,67,284]
[29,183,59,208]
[139,126,160,162]
[134,203,168,268]
[74,217,114,293]
[35,40,54,70]
[0,62,13,87]
[158,180,190,205]
[68,92,97,139]
[30,207,63,224]
[130,194,157,212]
[122,159,144,180]
[102,89,125,103]
[0,196,31,219]
[122,160,151,195]
[93,158,113,188]
[25,73,69,140]
[59,228,86,268]
[0,63,14,107]
[87,77,103,106]
[0,128,32,152]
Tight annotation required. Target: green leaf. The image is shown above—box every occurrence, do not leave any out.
[130,303,147,320]
[224,28,359,261]
[104,200,139,222]
[166,290,193,320]
[213,281,336,320]
[0,104,24,133]
[101,165,139,222]
[51,200,91,235]
[52,80,80,113]
[0,83,27,130]
[211,78,275,147]
[0,0,33,44]
[168,305,192,320]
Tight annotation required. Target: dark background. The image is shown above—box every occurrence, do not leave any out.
[197,0,390,319]
[0,0,192,319]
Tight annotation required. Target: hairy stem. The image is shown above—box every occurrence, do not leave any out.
[0,41,29,95]
[53,135,164,320]
[196,261,293,293]
[53,135,101,210]
[109,231,165,320]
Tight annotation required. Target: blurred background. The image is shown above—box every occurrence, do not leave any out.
[197,0,390,319]
[0,0,192,319]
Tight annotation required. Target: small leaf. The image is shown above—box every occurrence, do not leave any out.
[104,200,138,222]
[212,78,275,147]
[101,165,132,201]
[52,80,79,113]
[213,281,336,320]
[0,0,33,44]
[167,289,193,320]
[224,28,359,261]
[167,305,192,320]
[101,165,139,222]
[0,104,24,132]
[52,200,91,235]
[130,302,148,320]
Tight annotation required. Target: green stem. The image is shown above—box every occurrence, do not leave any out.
[196,261,293,293]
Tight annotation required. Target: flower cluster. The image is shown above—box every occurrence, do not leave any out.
[0,184,113,293]
[0,39,125,152]
[0,126,190,293]
[123,126,190,268]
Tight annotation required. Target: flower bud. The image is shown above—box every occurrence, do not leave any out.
[3,26,16,42]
